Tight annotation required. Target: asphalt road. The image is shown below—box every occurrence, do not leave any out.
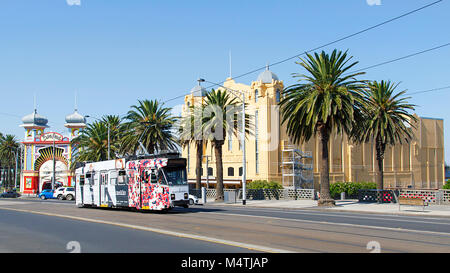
[0,207,257,253]
[1,198,450,253]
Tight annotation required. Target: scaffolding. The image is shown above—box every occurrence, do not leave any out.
[281,141,314,189]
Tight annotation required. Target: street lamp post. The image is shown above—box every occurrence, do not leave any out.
[198,78,247,205]
[203,155,211,189]
[14,148,18,190]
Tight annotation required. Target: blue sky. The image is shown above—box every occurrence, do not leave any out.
[0,0,449,160]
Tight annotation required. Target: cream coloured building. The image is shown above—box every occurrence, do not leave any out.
[181,67,445,190]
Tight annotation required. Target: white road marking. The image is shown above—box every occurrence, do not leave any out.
[200,211,450,237]
[0,207,296,253]
[213,206,450,226]
[0,201,29,206]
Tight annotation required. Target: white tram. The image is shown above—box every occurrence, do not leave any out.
[75,153,190,211]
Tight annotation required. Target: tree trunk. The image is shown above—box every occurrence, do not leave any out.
[375,137,386,190]
[318,126,335,207]
[213,140,224,202]
[7,165,11,190]
[195,140,203,189]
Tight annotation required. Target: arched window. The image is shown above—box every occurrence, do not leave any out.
[239,167,243,176]
[228,167,234,177]
[207,167,213,176]
[254,89,258,103]
[276,89,280,103]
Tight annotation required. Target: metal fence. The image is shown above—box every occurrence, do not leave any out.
[189,187,450,204]
[189,188,315,201]
[398,189,450,205]
[357,189,450,204]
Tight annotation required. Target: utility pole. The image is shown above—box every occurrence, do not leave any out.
[52,134,56,190]
[203,155,211,189]
[241,92,247,205]
[14,149,18,189]
[107,125,110,160]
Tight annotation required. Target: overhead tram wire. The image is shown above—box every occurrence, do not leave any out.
[4,1,437,122]
[161,0,444,104]
[350,42,450,74]
[408,85,450,96]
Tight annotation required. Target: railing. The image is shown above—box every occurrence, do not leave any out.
[189,188,315,201]
[398,189,450,204]
[357,189,450,204]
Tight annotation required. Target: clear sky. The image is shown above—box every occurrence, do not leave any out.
[0,0,449,160]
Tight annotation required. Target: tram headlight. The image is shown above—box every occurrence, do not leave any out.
[171,194,175,200]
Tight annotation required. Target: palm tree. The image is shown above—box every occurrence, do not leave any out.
[201,89,251,201]
[0,134,19,190]
[279,50,366,206]
[0,132,4,190]
[121,99,178,155]
[71,121,112,164]
[353,80,416,190]
[179,105,205,189]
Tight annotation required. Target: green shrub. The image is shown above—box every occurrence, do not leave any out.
[247,180,283,190]
[329,181,377,199]
[443,180,450,190]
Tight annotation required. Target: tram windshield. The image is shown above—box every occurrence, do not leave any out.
[162,167,187,186]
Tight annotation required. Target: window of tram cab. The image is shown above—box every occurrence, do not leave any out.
[117,170,126,184]
[79,175,85,186]
[158,169,167,185]
[141,169,150,183]
[150,169,158,184]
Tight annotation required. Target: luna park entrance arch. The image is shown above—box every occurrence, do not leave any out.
[34,147,69,191]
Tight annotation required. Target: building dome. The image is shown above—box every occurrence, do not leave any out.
[65,109,86,128]
[21,110,49,127]
[65,110,86,124]
[191,84,208,97]
[256,65,279,84]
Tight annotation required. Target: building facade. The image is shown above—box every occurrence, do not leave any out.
[181,67,445,190]
[19,108,86,195]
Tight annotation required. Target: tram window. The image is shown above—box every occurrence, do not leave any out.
[150,169,157,184]
[79,176,85,186]
[143,170,150,183]
[157,169,167,185]
[117,170,126,184]
[103,174,108,185]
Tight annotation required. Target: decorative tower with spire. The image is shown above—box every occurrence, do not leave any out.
[64,94,87,137]
[20,108,49,141]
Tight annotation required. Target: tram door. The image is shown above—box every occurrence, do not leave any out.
[99,171,108,207]
[83,172,94,205]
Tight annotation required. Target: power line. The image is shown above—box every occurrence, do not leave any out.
[408,85,450,96]
[351,42,450,73]
[162,0,443,104]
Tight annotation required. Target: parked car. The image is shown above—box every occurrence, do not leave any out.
[53,187,67,199]
[39,189,56,200]
[62,187,75,201]
[0,191,21,198]
[188,194,199,205]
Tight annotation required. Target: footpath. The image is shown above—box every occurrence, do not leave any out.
[202,198,450,217]
[14,195,450,218]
